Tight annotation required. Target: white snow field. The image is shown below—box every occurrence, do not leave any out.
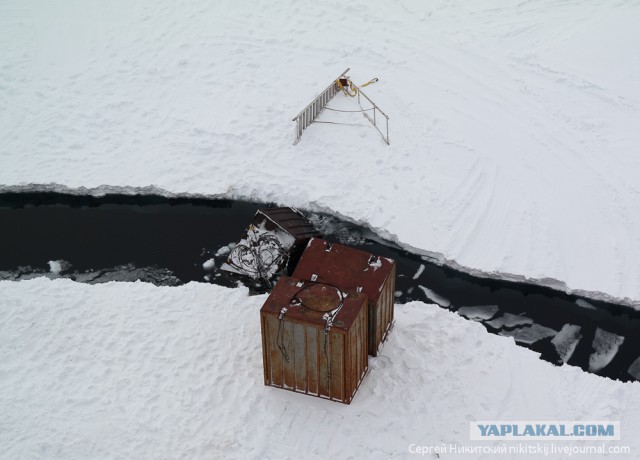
[1,0,640,305]
[2,0,640,458]
[1,279,639,460]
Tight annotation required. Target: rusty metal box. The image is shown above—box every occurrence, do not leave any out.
[292,238,396,356]
[222,207,320,282]
[260,276,368,404]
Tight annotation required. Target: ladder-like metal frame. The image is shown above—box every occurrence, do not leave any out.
[292,68,390,145]
[292,68,349,145]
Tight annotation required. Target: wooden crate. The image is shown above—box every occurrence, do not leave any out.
[260,276,368,404]
[292,238,396,356]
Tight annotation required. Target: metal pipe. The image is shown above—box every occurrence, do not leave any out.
[386,118,389,144]
[358,88,389,119]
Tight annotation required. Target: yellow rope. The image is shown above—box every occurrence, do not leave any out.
[336,77,379,97]
[360,77,378,88]
[336,78,357,97]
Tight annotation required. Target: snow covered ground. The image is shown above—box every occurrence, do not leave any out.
[2,0,640,458]
[1,279,639,459]
[1,0,639,303]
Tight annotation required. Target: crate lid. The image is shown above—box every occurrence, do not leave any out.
[260,276,367,331]
[257,208,321,240]
[292,238,395,303]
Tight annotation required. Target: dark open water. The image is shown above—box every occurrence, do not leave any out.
[1,192,639,382]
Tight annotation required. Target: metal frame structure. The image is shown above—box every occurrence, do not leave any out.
[355,84,390,145]
[292,68,390,145]
[292,68,349,145]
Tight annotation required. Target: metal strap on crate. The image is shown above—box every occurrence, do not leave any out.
[276,306,290,363]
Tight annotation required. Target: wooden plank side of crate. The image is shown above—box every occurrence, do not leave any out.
[261,313,269,385]
[367,302,375,356]
[293,322,307,393]
[360,304,368,376]
[347,323,356,400]
[389,264,397,324]
[306,326,319,396]
[355,309,362,386]
[381,282,389,344]
[282,320,295,390]
[265,314,283,387]
[361,304,369,380]
[318,331,330,399]
[330,332,344,402]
